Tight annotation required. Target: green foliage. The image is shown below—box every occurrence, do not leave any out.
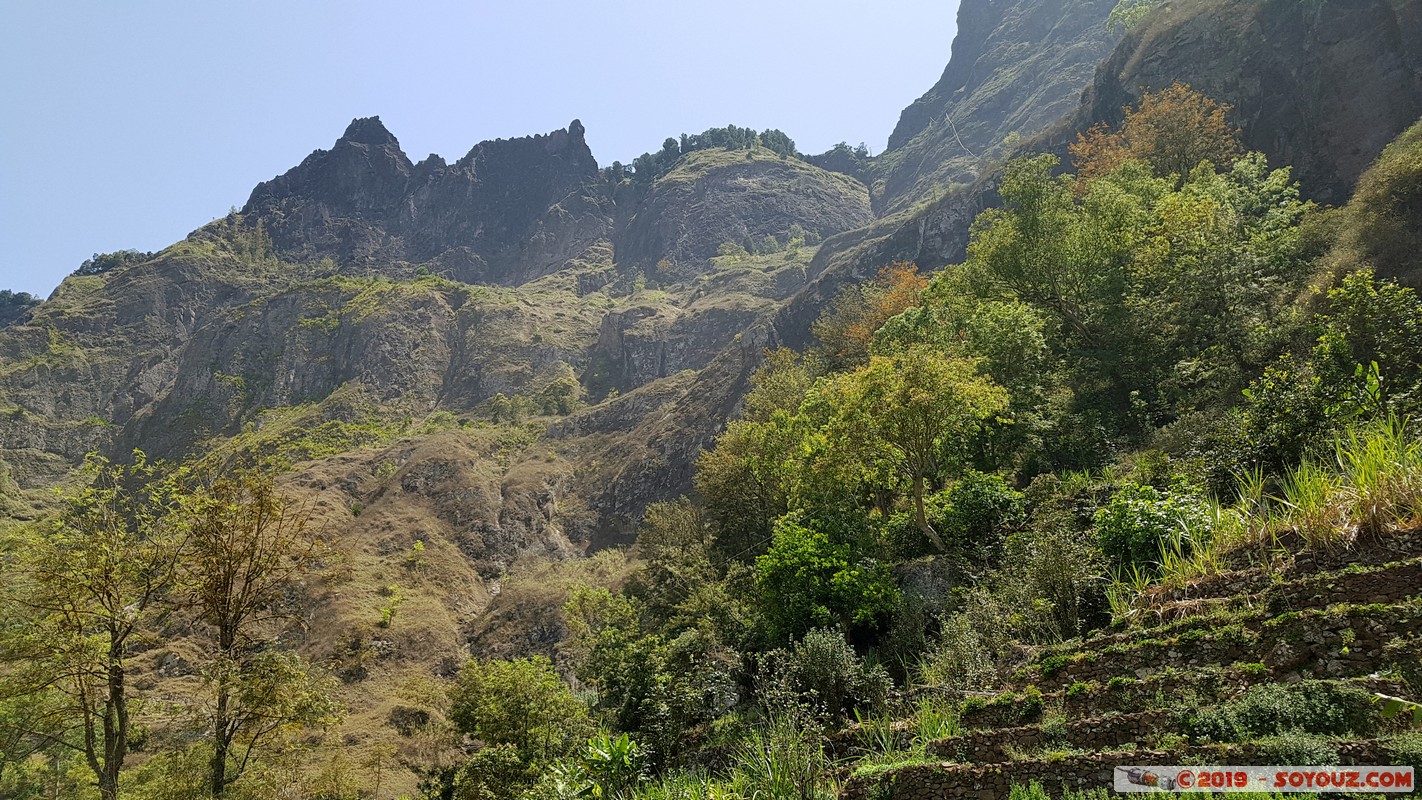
[1331,117,1422,284]
[1252,732,1340,766]
[569,733,648,800]
[1375,694,1422,727]
[1186,681,1379,742]
[758,628,891,721]
[449,656,593,765]
[75,248,154,276]
[1106,0,1162,31]
[563,588,739,763]
[626,124,802,184]
[1094,481,1212,570]
[917,611,1005,693]
[725,714,829,800]
[938,470,1026,560]
[755,514,898,640]
[1245,269,1422,464]
[423,743,529,800]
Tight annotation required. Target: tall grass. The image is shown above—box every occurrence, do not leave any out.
[727,715,832,800]
[1274,416,1422,550]
[1124,418,1422,611]
[913,696,960,743]
[1278,460,1349,551]
[1333,416,1422,535]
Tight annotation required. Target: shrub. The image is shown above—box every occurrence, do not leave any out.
[759,628,892,721]
[1019,686,1045,722]
[1387,732,1422,771]
[918,613,1003,693]
[449,656,592,764]
[1186,681,1378,742]
[1095,481,1212,570]
[940,471,1026,562]
[74,249,153,276]
[755,513,898,639]
[423,743,529,800]
[1253,732,1339,766]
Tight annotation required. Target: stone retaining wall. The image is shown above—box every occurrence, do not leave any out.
[1142,558,1422,625]
[1137,529,1422,610]
[1013,604,1422,691]
[928,710,1176,763]
[841,741,1394,800]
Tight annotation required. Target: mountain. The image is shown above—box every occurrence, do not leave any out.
[871,0,1122,214]
[4,0,1422,794]
[1075,0,1422,205]
[776,0,1422,354]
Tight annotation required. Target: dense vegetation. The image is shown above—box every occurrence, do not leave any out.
[2,86,1421,800]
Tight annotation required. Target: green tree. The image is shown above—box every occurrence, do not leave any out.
[822,347,1008,550]
[0,453,182,800]
[449,657,591,765]
[695,349,811,563]
[176,466,337,797]
[754,514,898,640]
[563,588,738,762]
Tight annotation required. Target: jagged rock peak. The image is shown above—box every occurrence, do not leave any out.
[340,115,401,148]
[455,119,596,169]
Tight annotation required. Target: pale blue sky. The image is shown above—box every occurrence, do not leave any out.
[1,1,959,297]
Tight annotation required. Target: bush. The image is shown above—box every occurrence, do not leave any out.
[1387,732,1422,771]
[755,513,898,639]
[940,471,1026,562]
[421,744,529,800]
[1095,481,1211,570]
[1253,732,1339,766]
[1186,681,1378,742]
[449,657,592,764]
[917,609,1009,693]
[758,628,892,721]
[74,249,152,276]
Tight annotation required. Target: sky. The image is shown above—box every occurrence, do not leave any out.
[1,1,959,298]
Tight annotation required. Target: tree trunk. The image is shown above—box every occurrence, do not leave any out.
[913,475,947,552]
[210,687,229,797]
[99,634,127,800]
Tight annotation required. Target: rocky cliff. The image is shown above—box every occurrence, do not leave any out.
[1075,0,1422,205]
[778,0,1422,356]
[244,117,614,285]
[871,0,1122,213]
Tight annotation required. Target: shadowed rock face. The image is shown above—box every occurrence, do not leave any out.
[244,117,613,284]
[1077,0,1422,206]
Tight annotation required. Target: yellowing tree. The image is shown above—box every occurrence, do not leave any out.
[1071,83,1241,185]
[812,262,930,368]
[0,454,182,800]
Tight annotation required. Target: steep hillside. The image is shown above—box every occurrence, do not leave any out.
[841,529,1422,799]
[613,148,871,273]
[778,0,1422,352]
[870,0,1121,214]
[1076,0,1422,205]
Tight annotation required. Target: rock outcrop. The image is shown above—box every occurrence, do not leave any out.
[244,117,614,284]
[612,148,872,273]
